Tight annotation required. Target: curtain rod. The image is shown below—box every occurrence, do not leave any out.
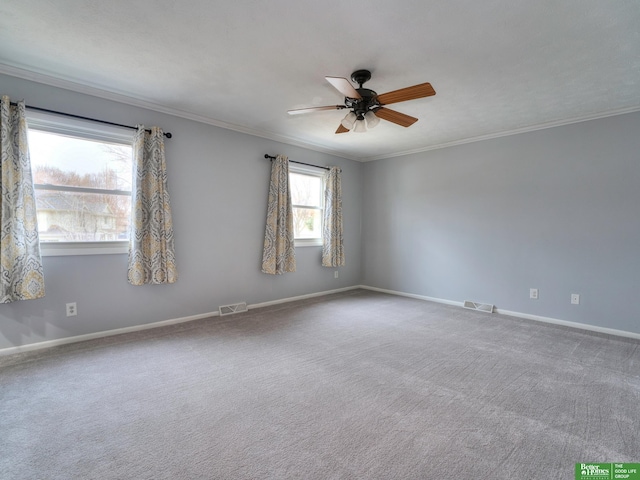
[264,154,329,171]
[10,102,173,138]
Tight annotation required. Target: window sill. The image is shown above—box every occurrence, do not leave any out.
[295,238,322,248]
[40,241,129,257]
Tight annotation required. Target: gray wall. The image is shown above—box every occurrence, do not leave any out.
[0,74,363,349]
[362,111,640,334]
[3,72,639,349]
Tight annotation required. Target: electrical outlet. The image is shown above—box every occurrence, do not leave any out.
[334,271,339,279]
[529,288,538,299]
[66,302,77,317]
[571,294,580,305]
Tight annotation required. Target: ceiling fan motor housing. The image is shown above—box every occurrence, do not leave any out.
[345,87,379,119]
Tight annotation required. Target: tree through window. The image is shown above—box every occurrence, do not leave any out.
[289,168,324,246]
[28,126,133,243]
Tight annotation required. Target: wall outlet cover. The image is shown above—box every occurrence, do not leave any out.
[66,302,77,316]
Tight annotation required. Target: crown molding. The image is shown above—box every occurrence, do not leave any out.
[358,105,640,162]
[0,63,357,161]
[3,63,639,164]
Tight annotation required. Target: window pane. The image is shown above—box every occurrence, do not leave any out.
[293,207,322,239]
[290,172,322,207]
[35,189,130,242]
[29,130,132,191]
[28,128,133,243]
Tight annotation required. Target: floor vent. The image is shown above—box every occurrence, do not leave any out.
[463,301,494,313]
[219,302,248,316]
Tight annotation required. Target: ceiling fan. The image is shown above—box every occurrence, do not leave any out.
[288,69,435,134]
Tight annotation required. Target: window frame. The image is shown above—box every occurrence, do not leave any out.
[289,163,325,248]
[26,110,135,256]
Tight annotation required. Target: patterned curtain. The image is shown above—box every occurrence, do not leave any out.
[322,167,345,267]
[0,96,45,303]
[127,126,177,285]
[261,154,296,274]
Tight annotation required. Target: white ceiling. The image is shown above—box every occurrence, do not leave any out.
[1,0,639,161]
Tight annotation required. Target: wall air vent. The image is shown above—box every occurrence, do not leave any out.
[219,302,248,316]
[463,301,494,313]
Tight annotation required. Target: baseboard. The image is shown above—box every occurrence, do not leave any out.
[359,285,640,342]
[358,285,465,308]
[248,286,361,310]
[6,284,636,356]
[0,311,221,357]
[0,285,361,357]
[494,308,640,341]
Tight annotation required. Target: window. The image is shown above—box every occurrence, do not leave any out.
[289,165,325,247]
[26,111,134,256]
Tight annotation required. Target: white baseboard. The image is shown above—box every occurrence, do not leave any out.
[0,285,361,357]
[495,308,640,341]
[0,311,220,357]
[358,285,465,308]
[5,284,637,356]
[359,285,640,341]
[248,286,360,310]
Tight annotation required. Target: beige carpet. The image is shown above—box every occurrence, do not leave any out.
[1,289,639,479]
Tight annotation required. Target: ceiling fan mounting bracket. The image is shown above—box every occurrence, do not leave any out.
[351,69,372,88]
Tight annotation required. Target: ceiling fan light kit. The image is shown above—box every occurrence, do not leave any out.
[353,118,368,133]
[288,69,435,134]
[341,111,357,130]
[364,110,380,129]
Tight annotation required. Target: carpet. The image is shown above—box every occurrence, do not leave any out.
[1,289,638,479]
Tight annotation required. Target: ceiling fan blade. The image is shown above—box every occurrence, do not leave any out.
[288,105,345,115]
[374,107,419,127]
[325,76,362,99]
[376,82,435,105]
[335,124,350,134]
